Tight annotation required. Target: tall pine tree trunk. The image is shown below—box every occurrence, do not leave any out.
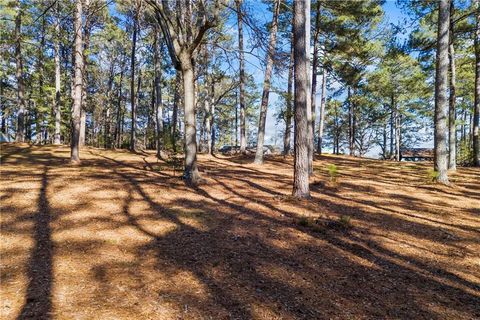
[171,71,180,153]
[181,55,202,185]
[71,0,83,163]
[236,0,247,154]
[283,38,294,155]
[154,28,164,158]
[80,0,91,147]
[448,30,457,170]
[395,113,401,161]
[348,88,354,156]
[254,0,280,164]
[292,0,310,199]
[433,0,450,184]
[14,0,26,143]
[130,6,139,151]
[473,0,480,166]
[311,3,321,156]
[318,66,327,154]
[53,0,61,145]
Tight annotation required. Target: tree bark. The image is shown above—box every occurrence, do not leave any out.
[292,0,310,199]
[254,0,280,164]
[80,0,91,147]
[307,0,317,172]
[395,113,401,161]
[14,0,26,143]
[71,0,83,163]
[305,0,313,174]
[348,88,354,156]
[130,4,139,151]
[473,0,480,166]
[236,0,247,153]
[172,71,180,153]
[317,66,327,154]
[154,28,164,158]
[390,94,394,158]
[434,0,450,184]
[283,38,294,155]
[448,23,457,170]
[53,0,61,145]
[448,37,457,171]
[181,57,202,184]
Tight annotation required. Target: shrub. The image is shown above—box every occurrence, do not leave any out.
[327,164,338,183]
[339,215,352,228]
[457,140,474,166]
[427,169,440,182]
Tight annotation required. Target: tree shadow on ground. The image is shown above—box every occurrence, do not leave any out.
[2,144,480,319]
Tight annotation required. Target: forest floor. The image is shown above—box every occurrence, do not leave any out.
[1,143,479,320]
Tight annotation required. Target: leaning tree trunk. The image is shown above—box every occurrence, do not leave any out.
[71,0,83,163]
[448,30,457,170]
[254,0,280,164]
[14,0,26,143]
[292,0,310,199]
[283,38,294,155]
[53,0,61,145]
[236,0,247,154]
[318,66,327,154]
[473,0,480,166]
[433,0,450,184]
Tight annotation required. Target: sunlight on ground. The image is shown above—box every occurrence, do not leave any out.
[1,144,479,319]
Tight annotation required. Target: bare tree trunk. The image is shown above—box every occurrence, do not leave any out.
[79,110,86,146]
[114,63,124,148]
[181,56,202,185]
[434,0,450,183]
[154,28,164,158]
[448,26,456,170]
[390,94,394,158]
[236,0,247,154]
[283,39,294,155]
[104,61,115,148]
[311,2,320,141]
[71,0,83,163]
[207,83,215,155]
[305,0,313,174]
[474,0,480,166]
[348,88,354,156]
[395,113,401,161]
[80,0,91,147]
[382,120,387,159]
[36,17,46,144]
[14,0,26,143]
[318,66,327,154]
[53,0,61,145]
[0,81,5,134]
[172,71,180,153]
[292,0,310,199]
[130,5,139,151]
[254,0,280,164]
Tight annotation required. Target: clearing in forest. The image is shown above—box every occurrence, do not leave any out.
[1,144,479,319]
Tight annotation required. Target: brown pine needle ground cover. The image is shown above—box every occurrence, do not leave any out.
[1,144,479,320]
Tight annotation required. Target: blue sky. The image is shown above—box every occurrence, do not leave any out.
[252,0,415,156]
